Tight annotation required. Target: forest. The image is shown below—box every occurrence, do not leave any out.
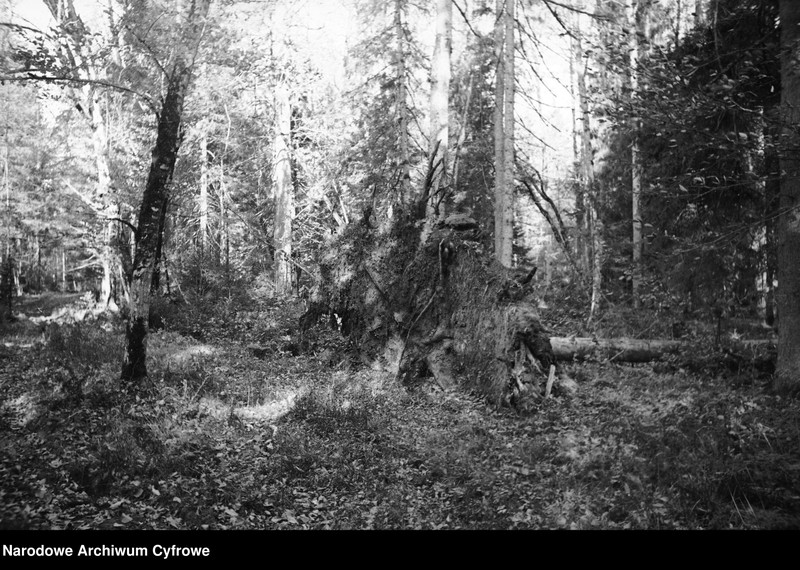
[0,0,798,531]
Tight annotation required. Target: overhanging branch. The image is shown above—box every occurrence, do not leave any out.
[0,72,159,115]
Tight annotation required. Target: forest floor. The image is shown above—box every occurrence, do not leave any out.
[1,293,799,530]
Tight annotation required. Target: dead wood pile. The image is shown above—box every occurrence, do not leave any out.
[300,210,555,405]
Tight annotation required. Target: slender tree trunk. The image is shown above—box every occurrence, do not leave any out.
[588,205,604,320]
[273,85,294,297]
[575,8,598,315]
[452,73,473,196]
[98,209,114,306]
[429,0,452,215]
[122,0,210,381]
[585,1,610,321]
[776,0,800,389]
[41,1,121,308]
[3,95,9,264]
[218,166,229,276]
[31,233,40,290]
[695,0,705,28]
[575,19,592,274]
[570,35,579,168]
[494,0,506,264]
[101,205,120,308]
[199,126,209,254]
[88,91,118,308]
[61,248,66,292]
[569,22,580,228]
[747,107,770,322]
[394,0,410,206]
[765,151,779,326]
[629,0,644,308]
[502,0,515,264]
[494,0,514,267]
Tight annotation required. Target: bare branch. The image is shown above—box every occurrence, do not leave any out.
[0,21,51,35]
[451,0,482,38]
[108,218,139,236]
[541,0,610,21]
[542,1,574,38]
[0,72,159,115]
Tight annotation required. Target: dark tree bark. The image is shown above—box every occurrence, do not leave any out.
[302,207,553,406]
[123,64,193,381]
[776,0,800,390]
[150,196,170,295]
[122,0,211,382]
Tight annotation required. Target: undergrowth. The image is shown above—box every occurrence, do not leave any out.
[1,295,798,529]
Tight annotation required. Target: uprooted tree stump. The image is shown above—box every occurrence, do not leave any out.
[300,209,554,405]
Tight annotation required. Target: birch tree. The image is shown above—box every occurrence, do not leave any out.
[32,0,124,308]
[629,0,646,308]
[123,0,212,381]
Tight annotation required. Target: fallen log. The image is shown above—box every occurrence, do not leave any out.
[550,337,775,363]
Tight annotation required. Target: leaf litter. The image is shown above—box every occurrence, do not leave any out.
[1,300,799,530]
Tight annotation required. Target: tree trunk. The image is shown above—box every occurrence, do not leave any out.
[84,83,117,308]
[550,336,774,363]
[748,107,773,324]
[429,0,452,215]
[219,166,229,278]
[123,61,194,380]
[776,0,800,390]
[571,26,587,270]
[695,0,705,28]
[589,204,604,319]
[199,125,209,255]
[122,0,212,378]
[551,337,684,362]
[394,0,410,206]
[502,0,515,262]
[494,0,506,265]
[61,249,66,292]
[629,0,643,309]
[70,81,123,311]
[452,73,473,197]
[41,1,122,309]
[575,19,593,275]
[494,0,514,267]
[273,85,294,297]
[575,10,601,316]
[150,197,169,295]
[586,2,612,321]
[765,153,779,326]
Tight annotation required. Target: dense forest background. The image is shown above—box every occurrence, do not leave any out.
[0,0,799,531]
